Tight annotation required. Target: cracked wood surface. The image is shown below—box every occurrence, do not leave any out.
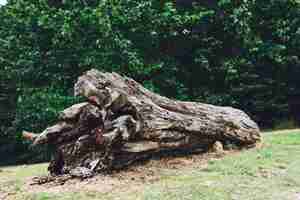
[24,69,261,179]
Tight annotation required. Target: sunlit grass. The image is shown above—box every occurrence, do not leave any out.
[1,130,300,200]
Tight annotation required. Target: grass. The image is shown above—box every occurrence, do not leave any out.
[1,130,300,200]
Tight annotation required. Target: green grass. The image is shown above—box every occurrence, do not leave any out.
[1,130,300,200]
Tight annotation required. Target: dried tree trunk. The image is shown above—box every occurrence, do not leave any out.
[24,69,261,178]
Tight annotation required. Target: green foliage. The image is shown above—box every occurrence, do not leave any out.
[1,0,300,162]
[273,118,298,130]
[0,0,255,95]
[14,87,81,134]
[234,0,300,126]
[0,85,82,164]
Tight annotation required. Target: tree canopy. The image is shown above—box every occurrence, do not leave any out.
[1,0,300,161]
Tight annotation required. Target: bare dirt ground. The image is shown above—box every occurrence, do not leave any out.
[2,130,300,200]
[24,150,230,195]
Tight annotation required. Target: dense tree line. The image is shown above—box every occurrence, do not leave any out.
[0,0,300,161]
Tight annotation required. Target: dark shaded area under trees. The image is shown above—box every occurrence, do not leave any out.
[0,0,300,163]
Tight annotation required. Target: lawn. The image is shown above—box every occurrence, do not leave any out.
[1,129,300,200]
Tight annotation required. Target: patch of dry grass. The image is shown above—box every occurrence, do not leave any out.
[1,130,300,200]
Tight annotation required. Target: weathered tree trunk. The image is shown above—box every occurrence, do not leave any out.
[24,69,261,178]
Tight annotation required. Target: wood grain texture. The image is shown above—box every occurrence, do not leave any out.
[24,69,261,178]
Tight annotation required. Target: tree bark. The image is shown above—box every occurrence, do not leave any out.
[24,69,261,177]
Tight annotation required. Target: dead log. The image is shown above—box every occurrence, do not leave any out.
[24,69,261,177]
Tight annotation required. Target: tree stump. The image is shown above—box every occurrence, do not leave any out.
[24,69,261,178]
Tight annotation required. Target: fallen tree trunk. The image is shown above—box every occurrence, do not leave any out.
[24,69,261,177]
